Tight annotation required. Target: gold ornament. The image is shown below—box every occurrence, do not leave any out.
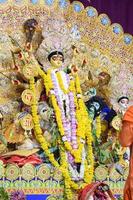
[21,89,35,106]
[23,64,38,80]
[111,116,122,131]
[20,114,34,131]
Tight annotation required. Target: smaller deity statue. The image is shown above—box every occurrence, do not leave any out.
[110,63,132,118]
[117,96,129,115]
[23,18,39,44]
[85,96,106,120]
[81,71,111,106]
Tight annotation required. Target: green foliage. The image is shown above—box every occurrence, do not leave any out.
[0,134,7,146]
[117,197,123,200]
[93,129,119,165]
[0,187,9,200]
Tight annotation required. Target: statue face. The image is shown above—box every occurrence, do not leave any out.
[38,102,50,121]
[50,54,64,68]
[88,101,101,119]
[98,72,111,86]
[118,98,129,109]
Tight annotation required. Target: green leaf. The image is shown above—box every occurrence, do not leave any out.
[0,135,7,146]
[0,187,9,200]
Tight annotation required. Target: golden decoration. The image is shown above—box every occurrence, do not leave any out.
[23,64,38,80]
[5,164,20,181]
[111,116,122,131]
[20,114,34,131]
[21,163,36,181]
[37,164,51,181]
[21,89,35,106]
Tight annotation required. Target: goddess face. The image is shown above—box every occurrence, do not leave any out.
[118,97,129,109]
[50,54,64,69]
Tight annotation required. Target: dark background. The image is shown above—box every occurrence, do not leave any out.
[71,0,133,35]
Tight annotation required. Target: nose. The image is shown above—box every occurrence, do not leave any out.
[57,61,61,65]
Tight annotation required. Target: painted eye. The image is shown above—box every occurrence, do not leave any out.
[42,108,47,113]
[40,108,47,116]
[52,57,56,61]
[121,100,126,103]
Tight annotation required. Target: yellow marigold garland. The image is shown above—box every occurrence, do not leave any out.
[69,77,86,162]
[51,93,83,162]
[56,71,68,94]
[75,73,82,94]
[30,77,59,168]
[29,68,94,199]
[29,76,78,200]
[96,115,101,138]
[60,147,74,199]
[75,74,94,183]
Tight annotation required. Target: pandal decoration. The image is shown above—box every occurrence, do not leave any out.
[0,0,132,199]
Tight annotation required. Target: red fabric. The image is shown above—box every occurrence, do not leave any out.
[78,183,94,200]
[119,106,133,200]
[78,182,115,200]
[4,155,42,166]
[123,106,133,123]
[0,157,7,164]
